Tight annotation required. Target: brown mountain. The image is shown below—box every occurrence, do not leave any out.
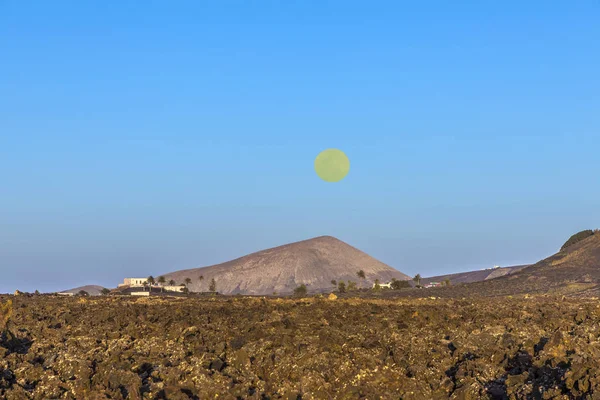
[437,232,600,297]
[421,264,529,286]
[160,236,411,295]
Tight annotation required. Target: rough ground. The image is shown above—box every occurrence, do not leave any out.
[3,295,600,399]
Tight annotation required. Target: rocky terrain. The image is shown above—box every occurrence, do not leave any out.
[159,236,411,296]
[3,294,600,399]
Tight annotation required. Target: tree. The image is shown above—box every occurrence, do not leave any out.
[331,279,337,286]
[34,290,40,295]
[143,281,148,292]
[168,279,176,286]
[444,278,451,287]
[147,276,155,292]
[198,275,204,291]
[347,281,357,291]
[209,278,216,292]
[77,290,89,297]
[338,281,346,293]
[158,276,166,292]
[294,284,307,296]
[184,277,192,287]
[413,274,422,287]
[100,288,111,296]
[391,278,410,290]
[357,270,366,288]
[373,279,381,292]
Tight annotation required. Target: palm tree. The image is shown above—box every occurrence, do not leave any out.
[147,276,155,292]
[158,276,166,292]
[184,277,192,290]
[168,279,176,286]
[357,270,366,288]
[198,275,204,291]
[143,281,148,292]
[413,274,421,287]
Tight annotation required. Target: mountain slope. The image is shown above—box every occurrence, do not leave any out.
[160,236,410,295]
[59,285,105,296]
[421,265,529,286]
[445,233,600,297]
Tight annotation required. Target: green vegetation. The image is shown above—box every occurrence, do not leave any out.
[338,281,346,293]
[77,290,89,297]
[184,277,192,287]
[209,278,217,292]
[168,279,176,286]
[101,288,111,295]
[561,230,595,251]
[330,279,337,286]
[158,276,166,292]
[373,279,381,292]
[444,278,451,286]
[347,281,357,291]
[390,278,410,290]
[294,284,307,296]
[413,274,421,286]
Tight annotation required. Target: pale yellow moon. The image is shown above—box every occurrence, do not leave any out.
[314,149,350,182]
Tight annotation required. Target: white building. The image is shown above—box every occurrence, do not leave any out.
[373,281,393,289]
[118,278,147,288]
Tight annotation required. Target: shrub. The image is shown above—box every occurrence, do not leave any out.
[373,279,381,292]
[209,278,217,292]
[561,230,595,251]
[101,288,111,295]
[347,281,357,291]
[338,281,346,293]
[390,279,410,290]
[77,290,89,297]
[294,284,307,296]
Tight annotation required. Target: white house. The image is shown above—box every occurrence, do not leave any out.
[118,278,147,288]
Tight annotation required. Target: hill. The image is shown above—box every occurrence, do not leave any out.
[160,236,411,295]
[421,264,529,286]
[420,233,600,298]
[58,285,106,296]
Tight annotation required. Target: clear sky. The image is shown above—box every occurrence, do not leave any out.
[1,1,599,293]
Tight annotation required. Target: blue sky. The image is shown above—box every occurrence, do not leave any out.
[1,1,599,293]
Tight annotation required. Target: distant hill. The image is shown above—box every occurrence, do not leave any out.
[421,265,529,286]
[427,232,600,297]
[59,285,106,296]
[160,236,411,295]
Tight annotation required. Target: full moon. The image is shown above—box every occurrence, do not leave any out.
[314,149,350,182]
